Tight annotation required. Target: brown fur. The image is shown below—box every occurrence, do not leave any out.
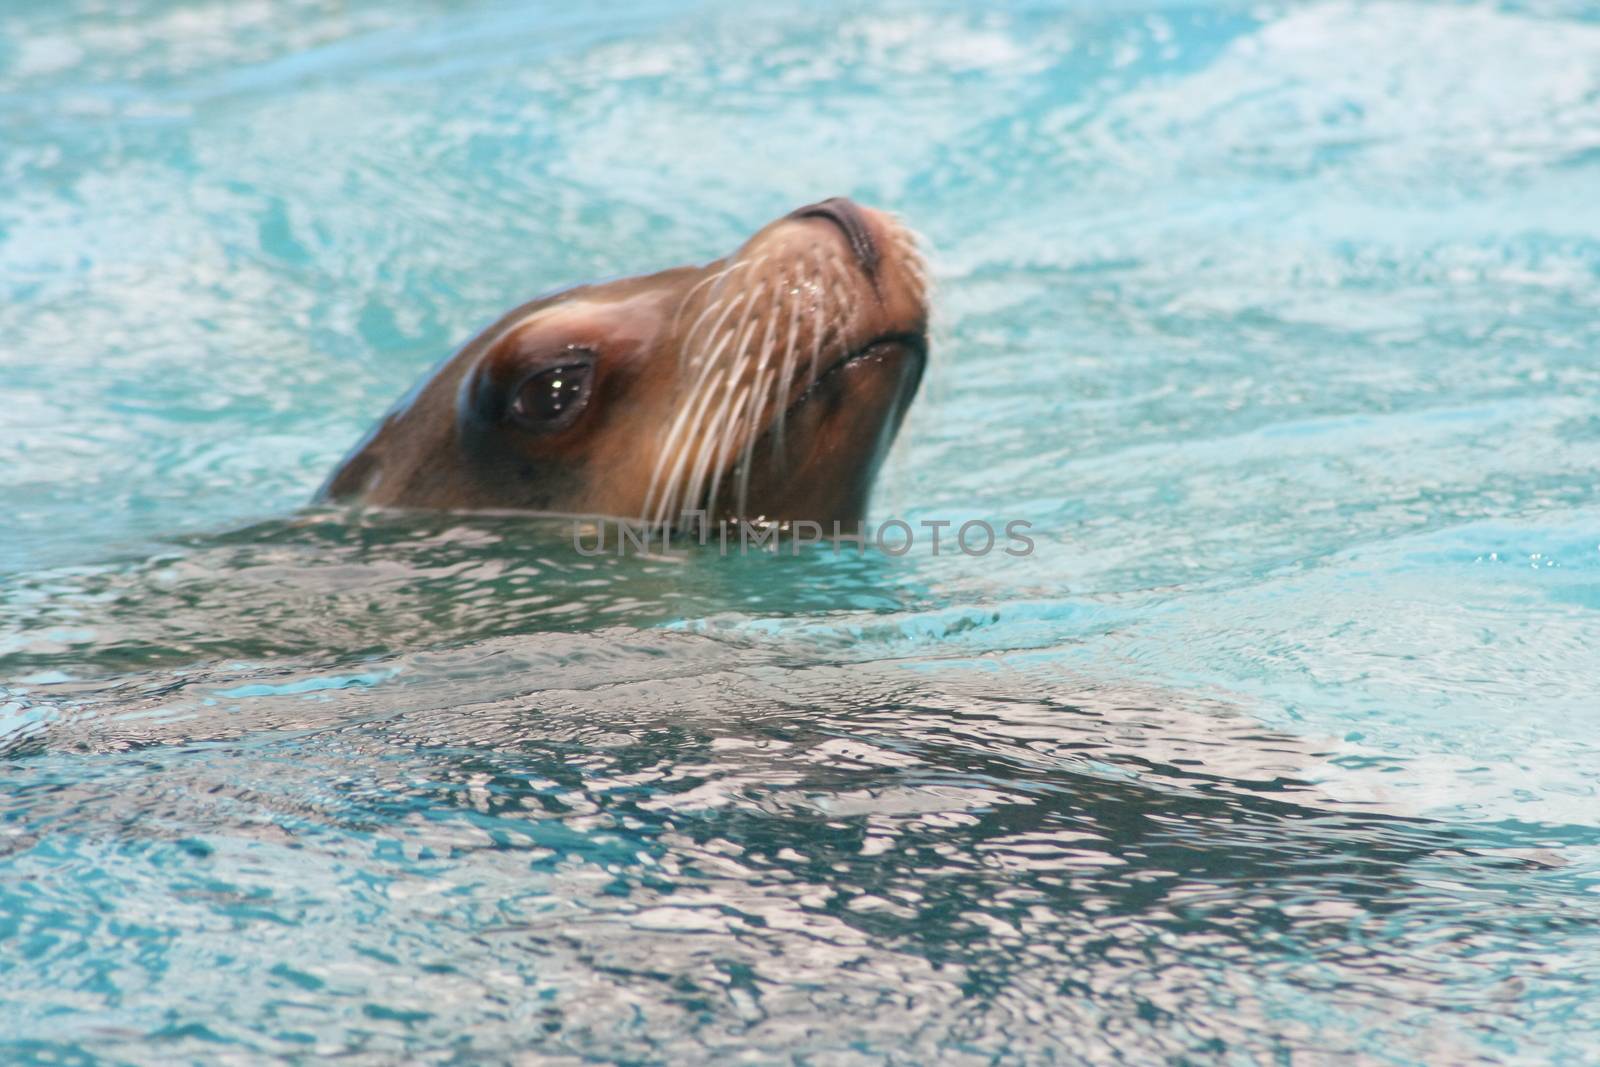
[318,200,929,527]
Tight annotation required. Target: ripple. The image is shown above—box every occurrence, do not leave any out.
[4,0,1600,1060]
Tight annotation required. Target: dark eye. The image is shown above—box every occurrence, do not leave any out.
[509,359,593,431]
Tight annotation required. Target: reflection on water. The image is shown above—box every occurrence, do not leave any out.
[4,0,1600,1061]
[7,651,1594,1061]
[0,514,927,681]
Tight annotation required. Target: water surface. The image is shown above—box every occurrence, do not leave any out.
[3,0,1599,1061]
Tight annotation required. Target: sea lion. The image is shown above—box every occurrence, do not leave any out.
[317,198,929,529]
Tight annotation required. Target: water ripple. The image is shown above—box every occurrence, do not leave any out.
[3,0,1600,1060]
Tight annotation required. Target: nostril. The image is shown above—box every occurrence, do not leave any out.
[790,197,879,277]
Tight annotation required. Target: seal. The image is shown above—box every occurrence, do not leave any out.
[316,198,929,529]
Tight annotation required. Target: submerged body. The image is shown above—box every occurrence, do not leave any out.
[319,199,929,528]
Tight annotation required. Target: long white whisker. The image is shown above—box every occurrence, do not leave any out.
[770,277,802,459]
[703,381,753,524]
[680,259,760,373]
[733,365,774,517]
[685,374,744,524]
[809,256,827,386]
[724,277,786,518]
[651,366,726,529]
[644,325,743,523]
[674,259,737,333]
[684,283,739,367]
[686,296,765,519]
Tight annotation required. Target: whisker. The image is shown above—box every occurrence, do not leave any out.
[723,275,789,518]
[770,276,803,460]
[644,325,742,524]
[703,381,753,524]
[673,258,737,334]
[647,379,717,528]
[688,294,766,516]
[733,365,775,518]
[646,212,932,534]
[807,250,830,386]
[685,374,745,524]
[679,259,760,374]
[656,363,732,534]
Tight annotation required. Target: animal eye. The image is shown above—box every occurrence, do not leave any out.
[509,359,593,431]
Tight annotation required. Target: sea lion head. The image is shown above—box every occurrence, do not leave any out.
[318,198,929,529]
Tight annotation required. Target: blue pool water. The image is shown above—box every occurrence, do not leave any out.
[3,0,1600,1061]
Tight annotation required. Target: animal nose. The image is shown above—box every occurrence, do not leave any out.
[789,197,879,277]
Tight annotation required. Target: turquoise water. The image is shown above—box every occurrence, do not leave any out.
[3,0,1600,1060]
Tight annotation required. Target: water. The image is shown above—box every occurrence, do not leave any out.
[3,0,1599,1060]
